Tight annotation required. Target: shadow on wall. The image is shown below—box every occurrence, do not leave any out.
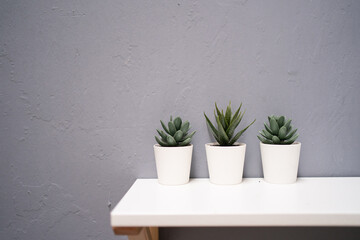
[160,227,360,240]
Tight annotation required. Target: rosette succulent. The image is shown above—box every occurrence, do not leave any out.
[257,115,299,144]
[204,102,256,146]
[155,116,195,147]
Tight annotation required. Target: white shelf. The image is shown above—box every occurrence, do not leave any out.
[111,178,360,227]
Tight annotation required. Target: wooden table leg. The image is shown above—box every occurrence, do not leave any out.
[113,227,159,240]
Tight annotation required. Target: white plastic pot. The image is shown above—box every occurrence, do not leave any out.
[260,142,301,184]
[154,144,193,185]
[205,142,246,185]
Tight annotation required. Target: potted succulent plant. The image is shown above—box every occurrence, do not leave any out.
[154,116,196,185]
[257,115,301,184]
[204,102,256,185]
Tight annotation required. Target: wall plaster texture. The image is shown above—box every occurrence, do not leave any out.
[1,1,360,239]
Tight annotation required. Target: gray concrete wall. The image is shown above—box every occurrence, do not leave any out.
[1,0,360,239]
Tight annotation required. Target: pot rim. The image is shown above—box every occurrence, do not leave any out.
[259,141,301,147]
[154,143,193,148]
[205,142,246,148]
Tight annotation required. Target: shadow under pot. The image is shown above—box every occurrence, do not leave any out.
[260,142,301,184]
[154,144,193,185]
[205,142,246,185]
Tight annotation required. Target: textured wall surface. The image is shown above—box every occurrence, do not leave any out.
[1,0,360,239]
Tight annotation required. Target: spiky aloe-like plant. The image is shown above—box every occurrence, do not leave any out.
[257,115,299,144]
[155,116,196,147]
[204,102,256,146]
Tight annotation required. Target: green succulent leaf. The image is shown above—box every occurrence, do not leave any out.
[215,103,221,117]
[237,110,246,126]
[168,121,176,135]
[166,135,177,146]
[286,126,292,135]
[206,102,255,146]
[226,114,241,139]
[277,116,285,127]
[228,119,256,145]
[230,103,242,124]
[160,120,170,134]
[180,121,190,134]
[257,135,273,144]
[216,115,230,144]
[284,119,292,130]
[284,133,299,144]
[157,116,195,146]
[269,117,279,135]
[179,137,192,146]
[259,115,299,145]
[285,128,297,140]
[182,131,196,141]
[156,129,167,140]
[155,136,169,146]
[264,123,273,135]
[174,117,182,130]
[225,102,232,127]
[218,111,227,130]
[272,135,280,144]
[204,113,219,139]
[227,110,246,138]
[259,131,267,139]
[278,126,287,139]
[174,130,184,141]
[262,129,273,140]
[228,132,243,145]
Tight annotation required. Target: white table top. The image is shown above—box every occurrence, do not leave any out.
[111,178,360,227]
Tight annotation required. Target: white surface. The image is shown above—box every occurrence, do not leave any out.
[111,178,360,227]
[154,144,193,185]
[260,142,301,184]
[205,143,246,185]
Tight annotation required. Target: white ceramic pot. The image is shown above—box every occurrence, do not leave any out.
[154,144,193,185]
[205,142,246,185]
[260,142,301,184]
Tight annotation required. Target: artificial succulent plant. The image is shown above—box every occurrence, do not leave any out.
[204,102,256,146]
[257,115,299,144]
[155,116,195,147]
